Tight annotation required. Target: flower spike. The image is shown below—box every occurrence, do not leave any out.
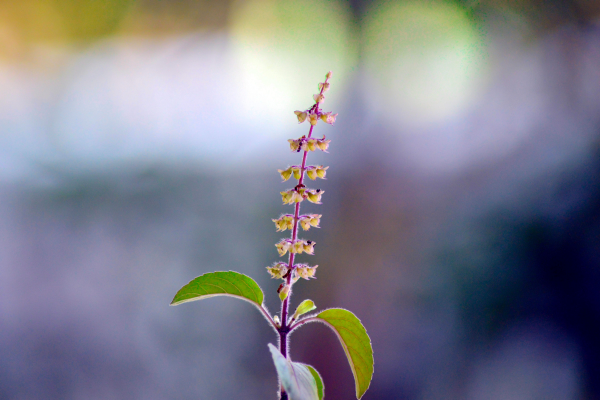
[267,73,349,395]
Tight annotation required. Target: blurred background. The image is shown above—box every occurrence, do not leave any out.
[1,0,600,399]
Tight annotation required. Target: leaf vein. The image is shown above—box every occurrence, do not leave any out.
[200,282,228,293]
[212,276,242,296]
[237,276,260,303]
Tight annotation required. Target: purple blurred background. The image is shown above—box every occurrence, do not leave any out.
[1,0,600,399]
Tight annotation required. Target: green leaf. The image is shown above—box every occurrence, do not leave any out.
[305,364,324,400]
[316,308,373,399]
[292,299,317,320]
[170,271,264,307]
[268,344,319,400]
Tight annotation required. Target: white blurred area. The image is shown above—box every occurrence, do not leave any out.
[1,0,600,399]
[1,0,598,180]
[0,0,358,184]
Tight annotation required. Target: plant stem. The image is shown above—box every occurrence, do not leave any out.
[280,123,315,340]
[277,75,329,400]
[289,316,318,331]
[277,124,313,399]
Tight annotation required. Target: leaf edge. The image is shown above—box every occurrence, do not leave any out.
[170,270,264,306]
[304,364,324,400]
[316,308,374,399]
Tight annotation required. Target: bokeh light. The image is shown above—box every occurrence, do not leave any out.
[362,0,488,127]
[229,0,358,130]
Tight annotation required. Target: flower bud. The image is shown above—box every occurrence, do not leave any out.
[281,189,304,204]
[294,264,318,280]
[319,112,337,125]
[272,214,294,231]
[316,165,328,179]
[277,166,293,181]
[294,110,308,123]
[288,139,301,152]
[292,166,302,180]
[291,189,304,203]
[303,240,316,255]
[298,214,321,230]
[318,82,330,92]
[273,315,281,327]
[267,262,289,279]
[279,284,290,301]
[313,93,325,104]
[306,165,327,179]
[291,239,304,254]
[308,113,318,126]
[306,189,324,204]
[272,217,284,232]
[284,215,294,230]
[299,216,312,231]
[280,190,293,204]
[316,137,331,152]
[275,240,292,256]
[309,214,321,228]
[326,71,332,79]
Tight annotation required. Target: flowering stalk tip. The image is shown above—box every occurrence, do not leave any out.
[271,72,336,367]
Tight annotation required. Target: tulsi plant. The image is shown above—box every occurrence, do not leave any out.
[170,72,374,400]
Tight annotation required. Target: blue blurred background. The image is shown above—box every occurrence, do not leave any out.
[1,0,600,398]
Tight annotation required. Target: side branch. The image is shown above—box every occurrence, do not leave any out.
[289,316,320,332]
[259,305,278,330]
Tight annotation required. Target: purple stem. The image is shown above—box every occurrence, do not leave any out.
[277,76,329,399]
